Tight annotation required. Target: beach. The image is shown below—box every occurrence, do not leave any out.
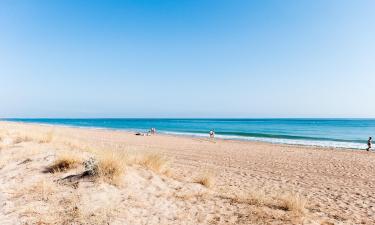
[1,121,375,224]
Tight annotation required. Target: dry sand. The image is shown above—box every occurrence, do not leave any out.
[1,121,375,224]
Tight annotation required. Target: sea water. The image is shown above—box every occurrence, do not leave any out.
[3,118,375,149]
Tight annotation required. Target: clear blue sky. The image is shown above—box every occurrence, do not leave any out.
[0,0,374,118]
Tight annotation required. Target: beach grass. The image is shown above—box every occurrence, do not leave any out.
[276,192,307,215]
[45,153,81,173]
[138,153,169,173]
[96,151,127,185]
[194,173,215,188]
[38,130,54,143]
[13,135,32,144]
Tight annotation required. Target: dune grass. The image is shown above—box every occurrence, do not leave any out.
[12,179,57,202]
[139,153,169,173]
[194,173,215,188]
[275,192,307,215]
[46,153,81,173]
[227,188,308,216]
[13,135,32,144]
[90,151,169,185]
[38,131,54,143]
[33,179,56,201]
[246,189,268,206]
[96,151,127,185]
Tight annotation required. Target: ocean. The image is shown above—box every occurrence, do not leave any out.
[3,118,375,149]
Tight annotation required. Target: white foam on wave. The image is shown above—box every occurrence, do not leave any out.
[161,131,366,150]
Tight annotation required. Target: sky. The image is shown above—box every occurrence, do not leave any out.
[0,0,374,118]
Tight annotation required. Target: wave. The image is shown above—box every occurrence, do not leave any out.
[214,131,364,143]
[160,130,364,143]
[161,131,366,149]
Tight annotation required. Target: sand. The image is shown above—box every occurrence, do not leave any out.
[0,121,374,224]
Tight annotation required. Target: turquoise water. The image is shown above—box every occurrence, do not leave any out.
[3,118,375,149]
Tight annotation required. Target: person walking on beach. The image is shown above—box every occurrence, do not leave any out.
[148,128,156,135]
[367,137,372,151]
[209,130,215,138]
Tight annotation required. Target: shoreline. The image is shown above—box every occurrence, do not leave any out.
[1,120,366,152]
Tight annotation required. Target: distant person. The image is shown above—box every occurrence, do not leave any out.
[209,130,215,138]
[367,137,372,151]
[150,128,156,135]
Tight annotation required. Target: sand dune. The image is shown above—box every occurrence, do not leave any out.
[1,121,374,224]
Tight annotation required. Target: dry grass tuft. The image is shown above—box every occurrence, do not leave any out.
[46,154,80,173]
[96,151,127,185]
[59,195,82,225]
[228,189,307,216]
[275,192,307,215]
[58,193,114,225]
[246,189,269,206]
[163,168,173,177]
[139,153,169,173]
[39,131,54,143]
[194,173,215,188]
[33,180,56,201]
[13,135,32,144]
[13,179,57,201]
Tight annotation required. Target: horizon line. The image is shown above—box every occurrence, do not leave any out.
[2,117,375,120]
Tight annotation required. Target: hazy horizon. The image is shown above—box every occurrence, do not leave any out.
[3,117,375,120]
[1,0,374,118]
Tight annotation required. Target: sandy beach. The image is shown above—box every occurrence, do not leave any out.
[1,121,374,224]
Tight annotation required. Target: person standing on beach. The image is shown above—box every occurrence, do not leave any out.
[149,128,156,135]
[367,137,372,151]
[209,130,215,138]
